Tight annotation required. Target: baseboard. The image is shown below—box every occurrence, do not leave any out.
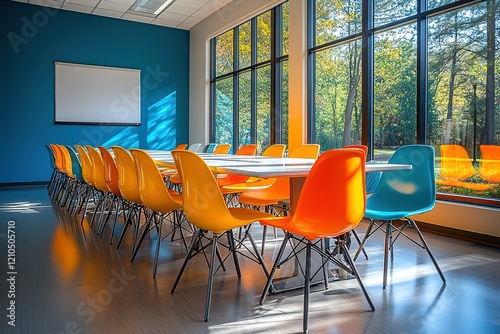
[416,220,500,249]
[0,181,49,188]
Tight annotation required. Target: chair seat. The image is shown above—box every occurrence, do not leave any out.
[227,207,280,225]
[364,207,432,221]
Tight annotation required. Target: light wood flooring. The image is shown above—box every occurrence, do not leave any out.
[1,185,500,333]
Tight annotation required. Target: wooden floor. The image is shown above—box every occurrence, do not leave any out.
[1,185,500,334]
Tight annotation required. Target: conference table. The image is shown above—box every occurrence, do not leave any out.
[149,150,412,292]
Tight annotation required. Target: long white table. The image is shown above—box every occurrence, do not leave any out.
[149,149,412,292]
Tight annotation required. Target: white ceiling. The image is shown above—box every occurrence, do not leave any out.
[10,0,235,30]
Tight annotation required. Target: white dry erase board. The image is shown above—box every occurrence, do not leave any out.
[55,62,141,125]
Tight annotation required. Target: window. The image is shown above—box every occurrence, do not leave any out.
[210,2,289,154]
[309,0,500,205]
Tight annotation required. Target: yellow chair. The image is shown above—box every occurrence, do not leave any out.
[169,149,279,322]
[111,146,146,252]
[238,144,320,254]
[75,145,96,224]
[479,145,500,183]
[258,148,374,332]
[130,149,187,277]
[213,143,232,154]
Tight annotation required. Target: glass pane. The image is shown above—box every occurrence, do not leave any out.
[238,71,252,146]
[215,30,233,77]
[374,0,417,27]
[428,2,500,200]
[314,0,362,47]
[428,0,460,10]
[214,78,233,144]
[239,21,251,69]
[257,66,271,153]
[373,24,417,161]
[281,60,289,144]
[257,11,271,63]
[313,40,363,151]
[281,1,289,56]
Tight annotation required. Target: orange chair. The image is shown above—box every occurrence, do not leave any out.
[130,149,187,277]
[175,144,188,150]
[238,144,320,253]
[220,144,286,193]
[50,144,68,203]
[98,146,128,244]
[235,144,258,155]
[213,143,232,154]
[169,149,279,322]
[258,148,374,332]
[439,144,475,180]
[438,144,494,191]
[216,144,258,187]
[479,145,500,183]
[85,146,112,230]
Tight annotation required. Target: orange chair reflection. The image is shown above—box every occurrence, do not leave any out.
[479,145,500,183]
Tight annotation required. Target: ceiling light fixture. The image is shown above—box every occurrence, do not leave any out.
[128,0,176,17]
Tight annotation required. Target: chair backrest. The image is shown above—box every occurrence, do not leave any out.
[171,150,241,234]
[50,144,65,173]
[262,144,286,157]
[290,148,366,240]
[57,145,74,178]
[202,143,218,153]
[235,144,258,156]
[188,143,202,152]
[111,146,142,204]
[289,144,320,159]
[439,144,475,180]
[75,145,94,186]
[130,149,181,213]
[45,144,56,169]
[64,145,84,182]
[85,145,109,192]
[479,145,500,183]
[98,146,121,196]
[214,144,232,154]
[369,145,436,215]
[344,145,381,194]
[254,144,321,199]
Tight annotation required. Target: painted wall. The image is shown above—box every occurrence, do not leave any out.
[0,0,189,183]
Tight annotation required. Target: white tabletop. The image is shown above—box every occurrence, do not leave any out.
[147,150,412,177]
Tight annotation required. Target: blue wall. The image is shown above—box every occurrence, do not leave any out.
[0,0,189,183]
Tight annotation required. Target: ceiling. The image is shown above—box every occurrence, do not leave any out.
[10,0,235,30]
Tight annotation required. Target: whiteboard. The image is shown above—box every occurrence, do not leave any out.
[55,62,141,125]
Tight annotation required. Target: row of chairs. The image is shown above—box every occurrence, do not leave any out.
[45,143,446,332]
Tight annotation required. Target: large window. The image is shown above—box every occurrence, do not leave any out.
[210,2,289,154]
[309,0,500,205]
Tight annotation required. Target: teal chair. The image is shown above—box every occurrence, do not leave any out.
[201,143,218,153]
[353,145,446,288]
[44,144,58,197]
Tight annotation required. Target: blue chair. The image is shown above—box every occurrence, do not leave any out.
[201,143,218,153]
[353,145,446,288]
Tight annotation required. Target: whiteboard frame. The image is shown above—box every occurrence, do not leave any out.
[54,62,141,125]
